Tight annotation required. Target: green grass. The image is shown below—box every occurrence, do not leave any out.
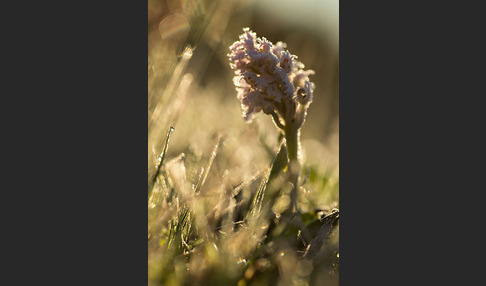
[148,116,339,285]
[148,2,338,285]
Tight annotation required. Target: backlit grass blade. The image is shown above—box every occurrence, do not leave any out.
[194,135,222,193]
[148,126,175,196]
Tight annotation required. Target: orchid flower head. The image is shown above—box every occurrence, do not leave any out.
[228,28,315,129]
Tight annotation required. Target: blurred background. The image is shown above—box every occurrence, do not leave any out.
[148,0,339,285]
[149,0,338,169]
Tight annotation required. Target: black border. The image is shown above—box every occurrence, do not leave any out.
[3,1,147,284]
[340,1,483,285]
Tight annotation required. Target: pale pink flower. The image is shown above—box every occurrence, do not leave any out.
[228,28,315,128]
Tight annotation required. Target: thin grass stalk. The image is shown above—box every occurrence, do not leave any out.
[148,126,175,197]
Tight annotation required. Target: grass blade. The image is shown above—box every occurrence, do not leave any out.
[303,209,339,259]
[148,126,175,196]
[194,135,222,193]
[262,142,288,207]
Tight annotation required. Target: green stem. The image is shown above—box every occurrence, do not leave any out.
[284,124,300,213]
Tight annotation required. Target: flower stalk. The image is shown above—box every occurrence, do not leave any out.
[228,28,316,213]
[284,124,300,212]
